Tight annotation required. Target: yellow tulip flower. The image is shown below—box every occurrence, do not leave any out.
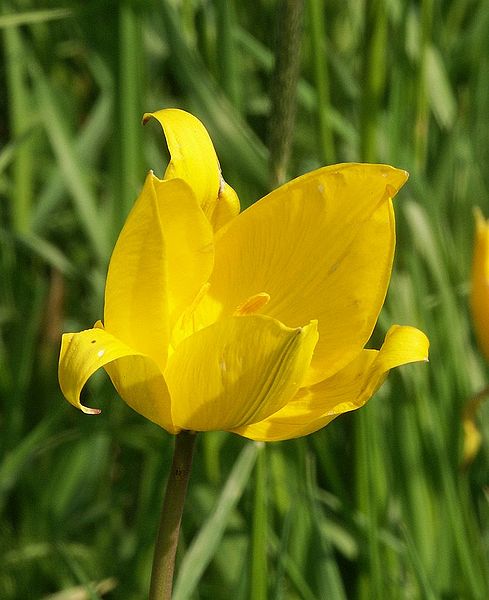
[471,208,489,363]
[58,109,429,441]
[462,208,489,467]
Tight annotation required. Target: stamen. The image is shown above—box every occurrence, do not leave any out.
[234,292,271,316]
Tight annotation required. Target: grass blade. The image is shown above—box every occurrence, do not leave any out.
[173,443,259,600]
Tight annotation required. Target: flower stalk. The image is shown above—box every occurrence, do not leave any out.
[149,430,197,600]
[268,0,304,188]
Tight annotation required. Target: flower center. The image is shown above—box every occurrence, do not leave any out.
[169,289,271,357]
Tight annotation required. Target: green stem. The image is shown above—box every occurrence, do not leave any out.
[355,410,383,600]
[215,0,241,109]
[149,431,197,600]
[118,0,143,227]
[268,0,305,189]
[307,0,335,165]
[251,445,268,600]
[360,0,387,162]
[414,0,433,173]
[5,24,34,234]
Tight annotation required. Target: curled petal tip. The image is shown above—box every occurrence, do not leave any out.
[80,405,101,415]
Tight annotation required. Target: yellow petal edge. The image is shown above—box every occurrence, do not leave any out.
[59,326,176,432]
[234,324,429,441]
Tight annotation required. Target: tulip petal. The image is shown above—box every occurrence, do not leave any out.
[143,108,240,230]
[233,325,429,441]
[104,173,213,370]
[152,177,214,323]
[212,178,241,232]
[59,327,176,432]
[471,208,489,362]
[203,163,406,383]
[165,315,318,431]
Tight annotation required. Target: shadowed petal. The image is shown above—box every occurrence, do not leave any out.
[165,315,318,431]
[233,325,429,441]
[152,176,214,323]
[59,327,176,432]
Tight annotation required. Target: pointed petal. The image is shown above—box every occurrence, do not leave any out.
[471,208,489,362]
[143,108,239,230]
[233,325,429,441]
[212,178,240,232]
[165,315,318,431]
[143,108,220,209]
[203,163,406,383]
[59,328,176,432]
[104,173,213,369]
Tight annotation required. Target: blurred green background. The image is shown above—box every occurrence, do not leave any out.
[2,0,489,598]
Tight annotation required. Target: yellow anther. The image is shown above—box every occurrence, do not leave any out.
[234,292,271,316]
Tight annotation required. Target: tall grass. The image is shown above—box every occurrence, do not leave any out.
[1,1,489,598]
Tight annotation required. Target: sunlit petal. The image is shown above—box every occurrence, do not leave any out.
[234,325,428,441]
[165,315,318,431]
[59,327,176,432]
[104,174,213,370]
[202,163,406,383]
[104,172,169,370]
[143,108,239,230]
[152,176,214,324]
